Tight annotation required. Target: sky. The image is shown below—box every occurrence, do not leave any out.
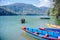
[0,0,54,8]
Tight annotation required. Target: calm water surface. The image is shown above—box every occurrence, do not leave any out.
[0,16,59,40]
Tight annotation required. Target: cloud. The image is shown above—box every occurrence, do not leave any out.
[33,0,53,8]
[0,0,17,6]
[0,1,15,6]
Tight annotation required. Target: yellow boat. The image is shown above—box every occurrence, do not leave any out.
[46,24,60,29]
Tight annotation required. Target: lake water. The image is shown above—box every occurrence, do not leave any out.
[0,16,59,40]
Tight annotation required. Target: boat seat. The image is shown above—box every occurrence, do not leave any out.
[48,31,53,36]
[42,31,47,35]
[48,32,59,38]
[48,36,57,39]
[32,29,37,33]
[26,28,33,32]
[47,31,57,38]
[37,30,47,35]
[53,32,59,38]
[29,28,33,32]
[26,28,38,33]
[26,28,29,31]
[37,30,42,34]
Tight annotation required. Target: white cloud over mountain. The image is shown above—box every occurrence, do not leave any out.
[33,0,53,8]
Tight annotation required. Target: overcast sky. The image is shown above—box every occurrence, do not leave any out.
[0,0,54,7]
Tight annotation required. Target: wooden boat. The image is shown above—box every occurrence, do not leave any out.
[40,17,50,19]
[21,26,60,40]
[42,28,60,33]
[46,24,60,29]
[40,16,50,19]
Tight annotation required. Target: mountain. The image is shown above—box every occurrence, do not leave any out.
[0,3,48,15]
[0,7,17,16]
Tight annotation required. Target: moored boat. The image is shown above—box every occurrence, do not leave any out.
[21,26,60,40]
[40,16,50,19]
[40,17,50,19]
[46,24,60,29]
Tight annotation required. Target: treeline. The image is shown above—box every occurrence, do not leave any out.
[47,0,60,16]
[52,0,60,16]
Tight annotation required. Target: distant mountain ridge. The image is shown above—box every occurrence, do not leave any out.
[0,3,48,15]
[0,7,17,15]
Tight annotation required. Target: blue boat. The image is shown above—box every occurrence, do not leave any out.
[21,27,60,40]
[44,28,60,32]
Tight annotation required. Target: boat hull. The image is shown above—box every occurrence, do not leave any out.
[21,27,60,40]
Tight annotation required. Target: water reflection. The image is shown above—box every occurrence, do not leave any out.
[21,32,39,40]
[55,18,60,26]
[53,16,60,26]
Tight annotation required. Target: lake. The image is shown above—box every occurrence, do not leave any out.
[0,16,60,40]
